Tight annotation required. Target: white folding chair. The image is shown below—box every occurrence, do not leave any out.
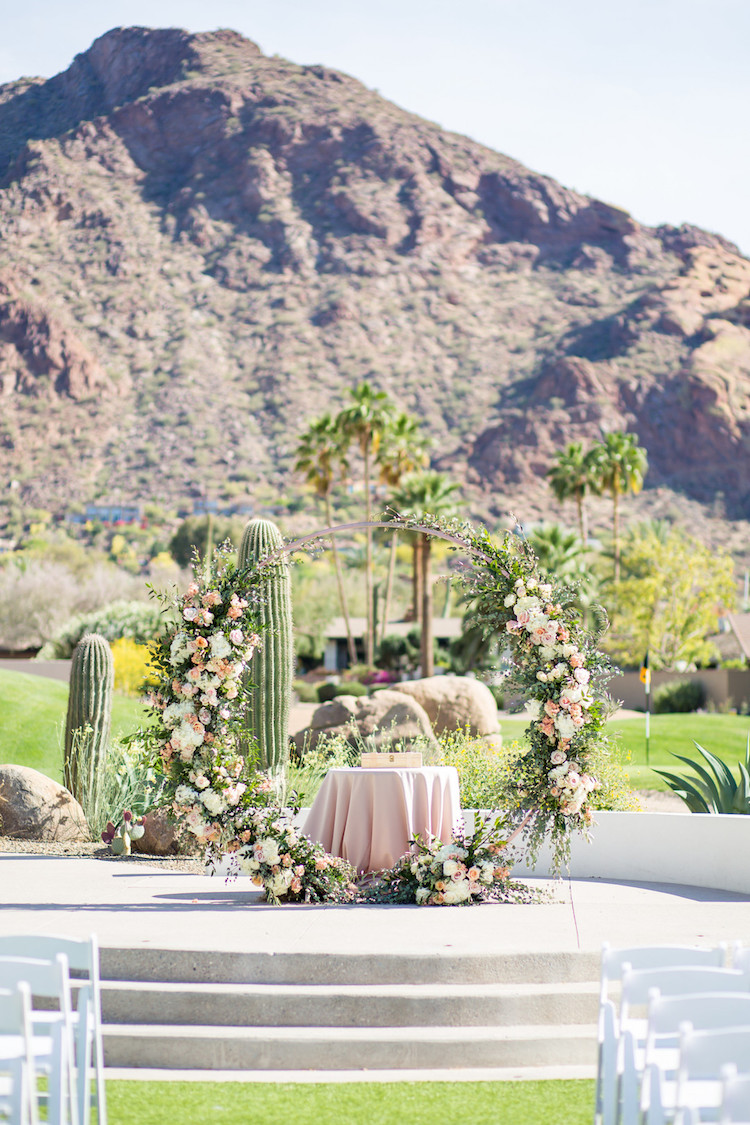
[0,957,78,1125]
[719,1064,750,1125]
[0,983,39,1125]
[595,944,728,1125]
[643,1024,750,1125]
[618,989,750,1125]
[0,937,105,1125]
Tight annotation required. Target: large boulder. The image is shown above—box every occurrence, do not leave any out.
[131,809,181,856]
[390,675,501,737]
[0,765,89,842]
[295,689,436,753]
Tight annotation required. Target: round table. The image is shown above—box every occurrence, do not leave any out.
[303,766,461,873]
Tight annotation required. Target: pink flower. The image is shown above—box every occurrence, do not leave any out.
[229,629,243,645]
[185,582,199,598]
[550,749,567,765]
[516,609,531,626]
[570,653,585,668]
[573,667,590,684]
[227,605,242,620]
[544,700,560,716]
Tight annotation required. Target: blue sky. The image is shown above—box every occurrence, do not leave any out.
[2,0,748,253]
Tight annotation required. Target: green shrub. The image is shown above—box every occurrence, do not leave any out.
[293,680,320,704]
[653,679,706,714]
[317,682,338,703]
[38,600,170,659]
[334,682,368,698]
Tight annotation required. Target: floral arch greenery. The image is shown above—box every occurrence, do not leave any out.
[144,514,614,900]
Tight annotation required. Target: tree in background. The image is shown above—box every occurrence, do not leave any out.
[546,442,600,543]
[388,470,460,677]
[377,412,431,643]
[294,412,357,667]
[588,431,648,582]
[604,524,736,669]
[337,382,396,665]
[528,523,600,625]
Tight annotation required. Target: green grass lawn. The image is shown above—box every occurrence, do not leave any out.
[501,711,750,791]
[106,1078,595,1125]
[0,668,149,782]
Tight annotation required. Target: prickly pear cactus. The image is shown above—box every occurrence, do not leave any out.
[63,632,114,807]
[102,811,145,856]
[237,518,293,772]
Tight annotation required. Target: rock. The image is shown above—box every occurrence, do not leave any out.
[0,765,89,842]
[131,809,180,856]
[296,690,436,753]
[390,676,501,737]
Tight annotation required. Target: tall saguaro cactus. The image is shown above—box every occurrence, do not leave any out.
[238,518,294,772]
[63,632,114,807]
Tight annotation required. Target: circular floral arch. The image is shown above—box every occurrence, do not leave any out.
[146,514,612,887]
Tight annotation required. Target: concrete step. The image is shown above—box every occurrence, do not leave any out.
[101,979,599,1028]
[100,947,600,986]
[103,1063,598,1083]
[103,1021,598,1071]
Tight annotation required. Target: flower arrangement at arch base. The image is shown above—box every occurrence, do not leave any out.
[363,816,541,906]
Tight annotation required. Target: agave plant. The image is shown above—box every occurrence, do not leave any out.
[653,736,750,814]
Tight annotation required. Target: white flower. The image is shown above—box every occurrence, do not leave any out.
[175,784,198,805]
[536,672,548,682]
[185,809,208,835]
[201,789,228,816]
[555,714,577,739]
[256,837,280,866]
[540,645,557,662]
[503,593,516,608]
[442,859,460,877]
[416,887,431,904]
[560,644,578,659]
[209,632,232,660]
[443,880,472,904]
[548,764,569,784]
[193,774,210,790]
[239,855,260,875]
[268,869,294,897]
[574,667,590,685]
[525,699,542,720]
[538,583,552,599]
[550,749,567,765]
[480,861,495,884]
[183,606,198,622]
[169,632,190,662]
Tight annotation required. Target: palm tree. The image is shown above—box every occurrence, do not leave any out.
[590,431,648,582]
[337,382,396,665]
[390,470,460,677]
[294,413,357,666]
[377,412,430,644]
[546,442,600,543]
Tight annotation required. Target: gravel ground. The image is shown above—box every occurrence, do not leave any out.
[0,836,205,872]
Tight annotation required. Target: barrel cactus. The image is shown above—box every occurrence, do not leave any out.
[63,632,114,809]
[238,518,294,772]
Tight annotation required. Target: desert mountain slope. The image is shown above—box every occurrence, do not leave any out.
[1,26,749,528]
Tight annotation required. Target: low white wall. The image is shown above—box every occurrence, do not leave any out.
[217,809,750,896]
[507,811,750,896]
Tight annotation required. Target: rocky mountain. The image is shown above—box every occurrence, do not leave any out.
[1,25,750,539]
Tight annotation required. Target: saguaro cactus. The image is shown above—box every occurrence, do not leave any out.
[63,632,114,806]
[238,518,293,772]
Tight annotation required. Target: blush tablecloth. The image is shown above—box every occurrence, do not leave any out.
[303,766,461,873]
